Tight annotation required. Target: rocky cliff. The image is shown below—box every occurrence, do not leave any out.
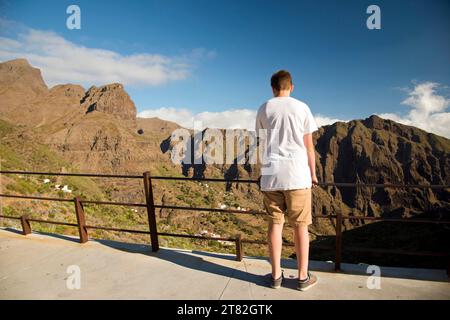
[82,83,137,124]
[312,116,449,226]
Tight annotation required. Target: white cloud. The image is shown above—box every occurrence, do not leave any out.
[138,107,257,130]
[0,21,213,87]
[378,82,450,138]
[314,114,347,127]
[137,108,345,130]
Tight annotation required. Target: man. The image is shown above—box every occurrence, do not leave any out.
[255,70,318,291]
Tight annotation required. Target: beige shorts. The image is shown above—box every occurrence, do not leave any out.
[262,188,312,227]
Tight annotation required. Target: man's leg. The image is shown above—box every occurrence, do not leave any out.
[263,191,286,280]
[286,189,312,280]
[293,225,309,280]
[268,222,283,279]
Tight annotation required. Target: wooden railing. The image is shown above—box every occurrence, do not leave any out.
[0,170,449,274]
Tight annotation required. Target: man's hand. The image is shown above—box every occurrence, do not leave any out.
[311,174,318,188]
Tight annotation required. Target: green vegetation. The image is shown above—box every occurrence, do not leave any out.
[0,143,25,170]
[61,176,104,200]
[30,144,69,169]
[0,119,69,171]
[5,178,38,194]
[0,119,15,136]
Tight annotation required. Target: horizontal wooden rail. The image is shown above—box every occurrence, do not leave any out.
[154,204,266,215]
[0,170,143,179]
[158,232,235,242]
[0,193,73,202]
[315,182,450,189]
[82,200,147,207]
[151,176,259,183]
[340,215,450,224]
[2,170,449,188]
[0,214,21,220]
[85,225,151,235]
[27,218,78,227]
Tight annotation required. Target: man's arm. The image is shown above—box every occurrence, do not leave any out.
[303,133,318,185]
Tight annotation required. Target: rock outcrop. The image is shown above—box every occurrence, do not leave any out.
[81,83,137,125]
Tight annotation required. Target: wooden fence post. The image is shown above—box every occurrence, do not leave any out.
[143,171,159,252]
[21,215,31,235]
[447,255,450,278]
[335,210,343,271]
[235,234,243,261]
[74,197,88,243]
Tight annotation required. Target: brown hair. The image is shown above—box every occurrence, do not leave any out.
[270,70,292,92]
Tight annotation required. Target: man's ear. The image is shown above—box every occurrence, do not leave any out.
[290,84,294,93]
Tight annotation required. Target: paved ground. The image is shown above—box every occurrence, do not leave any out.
[0,228,449,299]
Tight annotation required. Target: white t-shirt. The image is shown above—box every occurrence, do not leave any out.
[255,96,318,191]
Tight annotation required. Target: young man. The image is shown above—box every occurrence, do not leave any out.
[255,70,319,291]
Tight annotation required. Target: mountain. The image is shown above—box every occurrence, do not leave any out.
[0,58,449,267]
[313,115,449,220]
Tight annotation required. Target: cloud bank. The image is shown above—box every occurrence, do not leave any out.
[378,82,450,138]
[138,108,257,130]
[0,20,211,87]
[137,107,344,130]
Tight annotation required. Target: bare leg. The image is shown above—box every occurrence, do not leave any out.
[268,222,283,279]
[293,225,309,280]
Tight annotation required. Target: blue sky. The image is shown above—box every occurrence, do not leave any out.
[1,0,449,135]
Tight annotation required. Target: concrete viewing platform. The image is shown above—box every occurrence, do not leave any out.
[0,228,449,300]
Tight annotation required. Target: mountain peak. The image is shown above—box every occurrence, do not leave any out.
[0,59,49,126]
[0,58,48,92]
[2,58,32,67]
[361,114,391,130]
[81,82,137,122]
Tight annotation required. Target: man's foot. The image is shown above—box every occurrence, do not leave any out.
[270,272,284,289]
[297,272,318,291]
